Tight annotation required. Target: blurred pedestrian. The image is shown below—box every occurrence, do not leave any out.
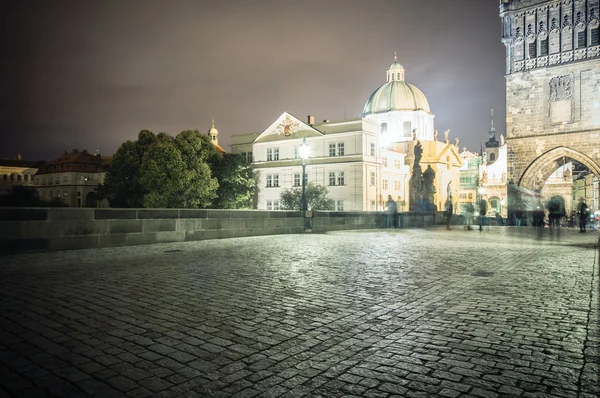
[478,199,487,231]
[386,195,397,228]
[444,199,453,230]
[515,206,523,227]
[577,199,589,233]
[465,202,474,230]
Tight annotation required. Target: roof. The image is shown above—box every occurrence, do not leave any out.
[0,159,44,168]
[35,150,109,175]
[363,80,431,116]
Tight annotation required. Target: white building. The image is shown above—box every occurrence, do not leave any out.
[230,59,462,211]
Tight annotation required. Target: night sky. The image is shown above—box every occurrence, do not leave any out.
[1,0,506,162]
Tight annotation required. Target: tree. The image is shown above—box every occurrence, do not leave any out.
[211,153,257,209]
[102,130,158,207]
[279,183,334,211]
[0,186,66,207]
[139,132,218,208]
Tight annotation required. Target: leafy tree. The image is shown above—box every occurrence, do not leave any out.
[279,183,334,211]
[212,153,257,209]
[0,186,66,207]
[102,130,158,207]
[138,131,218,208]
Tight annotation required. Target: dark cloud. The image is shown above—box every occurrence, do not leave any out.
[0,0,506,160]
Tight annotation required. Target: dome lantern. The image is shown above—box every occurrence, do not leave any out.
[386,52,405,82]
[208,119,219,146]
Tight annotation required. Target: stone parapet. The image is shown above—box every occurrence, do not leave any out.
[0,208,437,254]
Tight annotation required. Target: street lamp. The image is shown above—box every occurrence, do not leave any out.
[298,138,310,212]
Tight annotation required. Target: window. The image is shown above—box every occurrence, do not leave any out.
[337,172,345,186]
[55,177,60,184]
[592,27,599,45]
[329,172,336,186]
[294,173,301,187]
[528,41,536,58]
[335,200,344,211]
[266,174,279,187]
[371,200,376,211]
[394,159,402,169]
[247,152,253,162]
[266,200,280,210]
[294,146,299,159]
[394,181,401,191]
[329,143,336,157]
[403,121,412,137]
[267,148,279,161]
[382,157,388,167]
[382,179,389,190]
[2,174,6,180]
[337,143,344,156]
[241,152,246,160]
[540,38,548,56]
[42,191,46,198]
[370,142,375,156]
[370,172,376,186]
[489,153,496,162]
[17,175,22,181]
[578,31,586,48]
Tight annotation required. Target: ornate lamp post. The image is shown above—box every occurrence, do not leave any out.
[298,138,310,212]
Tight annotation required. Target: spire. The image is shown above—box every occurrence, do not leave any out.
[394,51,397,62]
[489,109,496,139]
[211,119,215,128]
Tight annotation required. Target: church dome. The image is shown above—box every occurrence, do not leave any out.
[363,59,431,116]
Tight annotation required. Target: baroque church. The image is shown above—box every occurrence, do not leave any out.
[230,58,463,212]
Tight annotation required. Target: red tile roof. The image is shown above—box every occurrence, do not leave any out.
[35,150,110,175]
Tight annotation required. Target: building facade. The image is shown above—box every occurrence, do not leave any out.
[231,61,463,211]
[0,155,42,195]
[34,149,110,207]
[500,0,600,217]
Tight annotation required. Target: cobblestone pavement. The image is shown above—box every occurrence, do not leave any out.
[0,227,599,398]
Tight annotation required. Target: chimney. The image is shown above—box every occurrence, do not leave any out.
[307,115,315,125]
[17,153,21,160]
[323,119,329,123]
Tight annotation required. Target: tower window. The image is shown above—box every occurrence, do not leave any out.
[540,39,548,56]
[578,31,586,48]
[592,27,599,45]
[489,153,496,162]
[402,121,412,137]
[528,42,537,58]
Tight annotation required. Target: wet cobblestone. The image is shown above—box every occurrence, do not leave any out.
[0,227,598,397]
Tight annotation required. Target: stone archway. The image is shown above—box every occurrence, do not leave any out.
[519,147,600,191]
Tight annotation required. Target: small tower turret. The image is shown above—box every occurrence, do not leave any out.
[208,119,219,146]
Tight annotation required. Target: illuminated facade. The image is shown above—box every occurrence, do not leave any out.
[231,60,463,211]
[0,155,41,195]
[33,149,110,207]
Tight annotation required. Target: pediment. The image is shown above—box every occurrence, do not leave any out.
[436,144,464,166]
[253,112,323,143]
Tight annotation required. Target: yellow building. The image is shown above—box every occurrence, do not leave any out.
[0,155,42,195]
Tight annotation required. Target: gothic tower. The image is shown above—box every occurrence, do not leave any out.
[500,0,600,192]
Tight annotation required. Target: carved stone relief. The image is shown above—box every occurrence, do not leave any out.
[548,74,574,124]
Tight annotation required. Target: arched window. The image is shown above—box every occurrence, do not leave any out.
[402,122,411,137]
[489,153,496,162]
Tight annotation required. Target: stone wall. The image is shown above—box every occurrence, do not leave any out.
[0,208,437,254]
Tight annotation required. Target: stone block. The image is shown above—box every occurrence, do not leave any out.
[94,209,137,220]
[267,211,286,218]
[47,208,95,221]
[109,220,143,234]
[49,236,99,251]
[155,231,185,243]
[177,209,207,219]
[205,210,231,218]
[62,221,109,237]
[20,221,63,239]
[0,238,50,254]
[0,208,48,221]
[228,210,260,218]
[136,209,179,219]
[221,218,245,230]
[98,234,127,248]
[142,219,176,233]
[126,233,157,245]
[245,218,266,229]
[203,219,222,230]
[175,219,205,232]
[0,222,19,239]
